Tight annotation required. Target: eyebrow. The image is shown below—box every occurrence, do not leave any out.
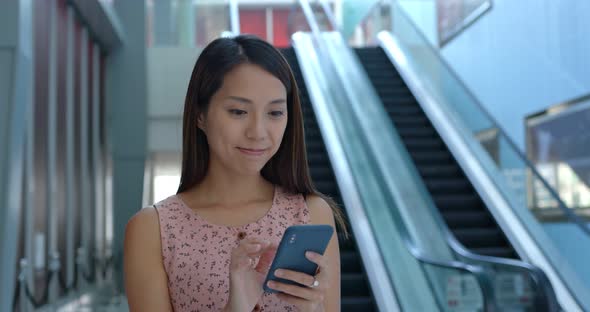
[227,96,286,105]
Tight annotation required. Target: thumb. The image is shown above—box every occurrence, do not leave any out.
[255,243,278,274]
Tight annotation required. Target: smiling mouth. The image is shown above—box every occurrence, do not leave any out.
[237,147,268,156]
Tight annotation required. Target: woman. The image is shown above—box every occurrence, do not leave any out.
[124,35,347,311]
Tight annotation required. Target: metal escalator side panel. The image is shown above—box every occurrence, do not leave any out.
[355,47,518,261]
[281,47,378,311]
[291,32,439,311]
[355,45,564,312]
[376,30,579,311]
[301,31,495,311]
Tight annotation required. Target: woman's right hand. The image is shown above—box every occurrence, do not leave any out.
[224,237,277,312]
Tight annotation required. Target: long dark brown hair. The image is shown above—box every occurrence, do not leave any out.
[177,35,348,237]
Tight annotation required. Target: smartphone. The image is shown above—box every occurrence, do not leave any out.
[263,224,334,293]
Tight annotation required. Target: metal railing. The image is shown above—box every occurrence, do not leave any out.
[295,0,502,310]
[294,0,563,310]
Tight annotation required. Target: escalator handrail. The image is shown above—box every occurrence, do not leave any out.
[290,35,403,311]
[444,223,560,311]
[293,30,497,310]
[308,2,563,311]
[376,29,564,311]
[296,1,500,309]
[404,237,497,311]
[386,2,590,237]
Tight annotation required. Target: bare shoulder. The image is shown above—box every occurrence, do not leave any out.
[125,207,160,244]
[124,206,163,272]
[124,207,163,271]
[124,207,173,311]
[305,194,336,226]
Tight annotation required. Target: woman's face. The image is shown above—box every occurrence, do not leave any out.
[200,63,288,176]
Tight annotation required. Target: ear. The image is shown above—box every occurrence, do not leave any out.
[197,113,206,132]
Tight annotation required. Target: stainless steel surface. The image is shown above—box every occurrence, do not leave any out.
[293,31,401,312]
[378,28,576,311]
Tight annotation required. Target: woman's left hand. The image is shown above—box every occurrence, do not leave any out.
[266,251,328,312]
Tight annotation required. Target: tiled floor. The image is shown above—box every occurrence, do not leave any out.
[37,282,129,312]
[55,293,128,312]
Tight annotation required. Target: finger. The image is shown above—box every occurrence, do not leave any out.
[231,239,270,269]
[235,239,270,256]
[255,244,278,273]
[273,269,315,287]
[275,292,313,307]
[305,251,328,268]
[246,241,273,257]
[266,280,323,302]
[238,237,269,248]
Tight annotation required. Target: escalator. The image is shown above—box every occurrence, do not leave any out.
[355,47,518,260]
[281,48,377,311]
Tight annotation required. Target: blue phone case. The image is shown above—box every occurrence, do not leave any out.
[263,224,334,293]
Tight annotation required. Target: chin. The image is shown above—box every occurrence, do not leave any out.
[235,166,265,177]
[231,160,268,176]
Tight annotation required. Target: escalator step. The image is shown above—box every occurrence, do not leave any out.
[417,165,462,178]
[339,232,357,251]
[386,105,423,116]
[314,181,340,198]
[370,80,407,89]
[366,73,403,82]
[306,140,326,152]
[341,297,375,311]
[433,194,482,211]
[470,247,516,258]
[363,66,398,74]
[453,228,506,248]
[342,274,370,297]
[310,167,334,181]
[396,127,437,138]
[341,251,363,273]
[307,152,331,166]
[304,127,322,138]
[425,178,473,194]
[380,96,417,106]
[441,211,495,228]
[304,125,319,134]
[375,88,413,97]
[390,116,431,126]
[403,138,446,151]
[409,151,454,164]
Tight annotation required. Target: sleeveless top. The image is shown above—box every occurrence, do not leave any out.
[154,185,310,312]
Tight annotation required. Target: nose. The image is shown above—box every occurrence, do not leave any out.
[245,114,267,141]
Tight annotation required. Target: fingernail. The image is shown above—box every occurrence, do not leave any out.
[267,281,274,288]
[305,251,315,258]
[274,269,283,277]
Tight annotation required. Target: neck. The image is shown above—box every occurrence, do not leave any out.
[184,159,274,207]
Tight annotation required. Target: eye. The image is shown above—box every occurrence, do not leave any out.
[229,109,247,116]
[269,111,285,117]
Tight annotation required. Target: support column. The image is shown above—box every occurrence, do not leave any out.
[0,0,34,310]
[107,0,148,292]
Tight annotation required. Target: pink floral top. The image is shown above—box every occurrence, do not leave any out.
[154,185,310,311]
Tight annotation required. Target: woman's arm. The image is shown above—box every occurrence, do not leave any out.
[306,195,341,312]
[124,207,174,312]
